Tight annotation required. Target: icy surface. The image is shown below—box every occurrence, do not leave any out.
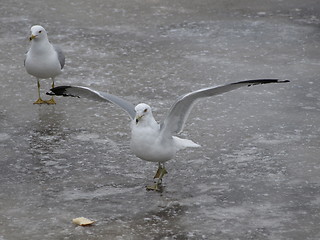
[1,0,320,239]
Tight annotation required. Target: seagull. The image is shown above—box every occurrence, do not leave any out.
[25,25,65,104]
[47,79,289,191]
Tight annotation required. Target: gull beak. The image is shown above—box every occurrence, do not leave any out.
[29,34,37,41]
[135,115,143,124]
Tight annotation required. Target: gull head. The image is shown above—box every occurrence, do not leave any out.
[134,103,153,125]
[29,25,47,41]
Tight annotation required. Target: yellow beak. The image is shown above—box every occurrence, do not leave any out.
[135,115,143,124]
[29,34,37,41]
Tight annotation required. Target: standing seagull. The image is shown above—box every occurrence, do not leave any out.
[25,25,65,104]
[47,79,289,191]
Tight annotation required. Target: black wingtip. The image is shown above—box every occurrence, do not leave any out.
[231,79,290,87]
[46,86,70,96]
[46,86,79,97]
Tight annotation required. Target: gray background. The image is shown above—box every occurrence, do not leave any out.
[0,0,319,239]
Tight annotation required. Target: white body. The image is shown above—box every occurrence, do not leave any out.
[130,103,200,163]
[25,42,62,79]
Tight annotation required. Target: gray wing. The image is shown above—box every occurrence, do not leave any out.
[53,45,65,69]
[160,79,290,137]
[47,86,136,119]
[24,50,29,66]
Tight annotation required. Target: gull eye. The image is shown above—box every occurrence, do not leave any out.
[38,30,42,33]
[143,108,148,113]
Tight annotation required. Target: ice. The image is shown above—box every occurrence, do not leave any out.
[73,133,101,141]
[0,133,10,141]
[61,186,142,201]
[1,0,320,239]
[253,133,302,145]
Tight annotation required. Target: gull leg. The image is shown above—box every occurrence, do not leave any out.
[154,162,168,180]
[45,78,56,104]
[146,163,168,192]
[33,79,46,104]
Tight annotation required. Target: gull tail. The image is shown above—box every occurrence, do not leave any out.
[173,136,201,151]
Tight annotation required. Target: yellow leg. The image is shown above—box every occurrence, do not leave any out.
[153,162,168,180]
[44,78,56,104]
[146,163,168,192]
[33,79,46,104]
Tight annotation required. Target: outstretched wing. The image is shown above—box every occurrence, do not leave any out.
[47,86,136,119]
[160,79,289,136]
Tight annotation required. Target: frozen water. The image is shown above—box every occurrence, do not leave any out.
[0,133,10,142]
[1,0,320,239]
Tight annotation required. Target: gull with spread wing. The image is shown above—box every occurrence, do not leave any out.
[25,25,65,104]
[47,79,289,191]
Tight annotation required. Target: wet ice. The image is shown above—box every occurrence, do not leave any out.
[1,0,320,239]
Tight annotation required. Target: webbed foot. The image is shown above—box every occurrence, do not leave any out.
[45,97,56,104]
[146,182,164,192]
[33,98,47,104]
